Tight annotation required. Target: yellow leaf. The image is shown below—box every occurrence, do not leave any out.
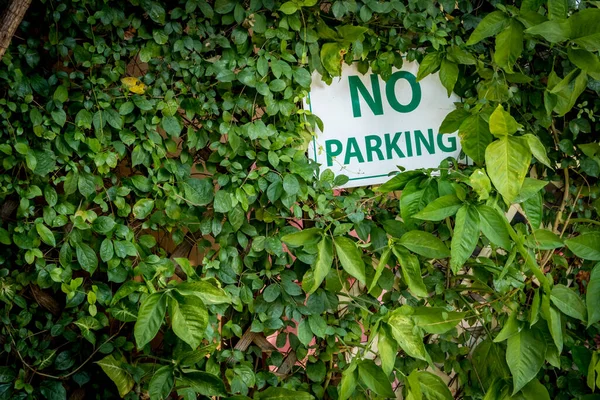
[121,77,146,94]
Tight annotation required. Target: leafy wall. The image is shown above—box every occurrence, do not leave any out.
[0,0,600,399]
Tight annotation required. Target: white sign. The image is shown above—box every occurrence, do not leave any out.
[306,62,462,188]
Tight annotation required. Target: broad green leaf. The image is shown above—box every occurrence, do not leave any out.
[377,171,424,192]
[413,194,462,221]
[321,42,345,76]
[477,205,511,250]
[450,205,480,273]
[588,263,600,327]
[393,246,428,297]
[514,178,548,203]
[565,232,600,260]
[553,69,588,116]
[134,292,167,349]
[377,324,397,375]
[338,364,357,400]
[548,0,567,20]
[525,19,571,43]
[148,365,174,400]
[541,293,563,353]
[76,243,98,275]
[417,52,442,81]
[469,169,492,201]
[388,308,430,362]
[214,0,235,14]
[526,229,563,250]
[256,387,314,400]
[399,231,450,259]
[297,318,313,347]
[279,1,298,14]
[409,371,453,400]
[97,355,134,398]
[39,381,66,400]
[489,105,521,137]
[308,237,333,294]
[458,115,493,165]
[439,108,469,134]
[183,178,213,206]
[36,223,56,247]
[568,48,600,80]
[472,339,510,390]
[213,190,233,213]
[506,327,547,394]
[100,238,114,262]
[177,371,226,397]
[467,11,509,45]
[161,115,182,137]
[494,311,521,342]
[133,198,154,219]
[334,236,366,284]
[485,136,531,203]
[281,228,322,247]
[170,295,208,349]
[412,307,466,334]
[439,59,459,96]
[357,360,395,398]
[494,20,524,73]
[369,247,391,293]
[175,280,231,304]
[523,134,553,168]
[92,216,116,234]
[520,379,551,400]
[550,284,587,321]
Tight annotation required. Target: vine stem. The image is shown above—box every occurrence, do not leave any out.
[553,167,570,234]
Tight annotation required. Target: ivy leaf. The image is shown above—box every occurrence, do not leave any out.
[485,136,531,203]
[334,236,366,284]
[565,232,600,261]
[506,326,547,394]
[36,223,56,247]
[458,115,493,165]
[357,360,395,398]
[96,355,134,398]
[450,205,480,273]
[162,115,182,137]
[494,20,524,73]
[170,295,208,349]
[439,59,459,96]
[148,365,174,400]
[183,178,213,206]
[214,190,233,213]
[134,292,167,349]
[281,228,322,247]
[133,199,154,220]
[399,231,450,258]
[467,11,509,45]
[76,243,98,275]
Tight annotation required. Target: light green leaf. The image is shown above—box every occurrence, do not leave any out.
[565,232,600,261]
[587,263,600,327]
[409,371,453,400]
[467,11,509,45]
[369,247,391,293]
[321,42,345,76]
[36,223,56,247]
[568,48,600,80]
[477,205,511,249]
[550,284,587,322]
[393,246,428,297]
[485,136,531,203]
[514,178,548,203]
[450,205,480,273]
[489,104,521,137]
[412,307,466,334]
[133,199,154,220]
[281,228,322,247]
[53,86,68,103]
[417,52,442,81]
[399,231,450,259]
[494,311,521,342]
[175,280,231,305]
[569,9,600,51]
[183,178,213,206]
[97,355,134,398]
[439,59,459,96]
[469,169,492,201]
[494,19,524,73]
[134,292,167,349]
[279,1,298,14]
[256,387,314,400]
[170,294,208,349]
[334,236,366,284]
[388,307,430,362]
[523,134,553,168]
[506,327,547,394]
[308,237,333,294]
[541,293,563,353]
[357,360,395,398]
[548,0,567,20]
[413,194,462,221]
[520,379,551,400]
[525,19,571,43]
[148,365,174,400]
[458,115,493,165]
[338,364,357,400]
[377,324,397,375]
[526,229,563,250]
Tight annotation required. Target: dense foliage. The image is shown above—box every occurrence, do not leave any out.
[0,0,599,399]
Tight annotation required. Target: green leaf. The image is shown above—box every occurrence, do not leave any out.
[148,365,174,400]
[458,115,493,165]
[477,205,511,249]
[439,109,469,134]
[214,190,233,213]
[494,20,524,73]
[569,9,600,51]
[393,246,428,297]
[134,292,167,349]
[338,364,357,400]
[214,0,235,14]
[377,324,397,375]
[357,360,395,398]
[548,0,567,20]
[467,11,509,45]
[485,136,531,203]
[388,307,430,362]
[525,20,571,43]
[506,327,547,394]
[369,247,391,293]
[552,69,588,116]
[541,293,563,353]
[494,311,520,342]
[39,381,66,400]
[256,387,314,400]
[119,102,134,115]
[399,231,450,259]
[308,237,333,294]
[175,280,231,305]
[521,379,551,400]
[162,116,182,137]
[53,86,68,103]
[133,198,154,220]
[526,229,563,250]
[36,223,56,247]
[439,59,459,96]
[450,205,480,273]
[76,243,98,275]
[413,194,462,221]
[565,232,600,261]
[469,169,492,201]
[177,371,226,397]
[409,371,453,400]
[183,178,214,206]
[417,52,442,81]
[97,355,134,398]
[472,339,510,390]
[412,307,466,334]
[523,134,553,168]
[550,284,587,321]
[100,239,114,262]
[321,42,345,76]
[377,171,424,192]
[297,318,313,347]
[568,48,600,79]
[279,1,298,14]
[93,216,116,234]
[51,109,66,127]
[514,178,548,203]
[281,228,322,247]
[587,263,600,327]
[489,105,521,137]
[334,236,366,284]
[170,295,208,349]
[105,109,123,130]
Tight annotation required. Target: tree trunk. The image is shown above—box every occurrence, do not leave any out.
[0,0,32,61]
